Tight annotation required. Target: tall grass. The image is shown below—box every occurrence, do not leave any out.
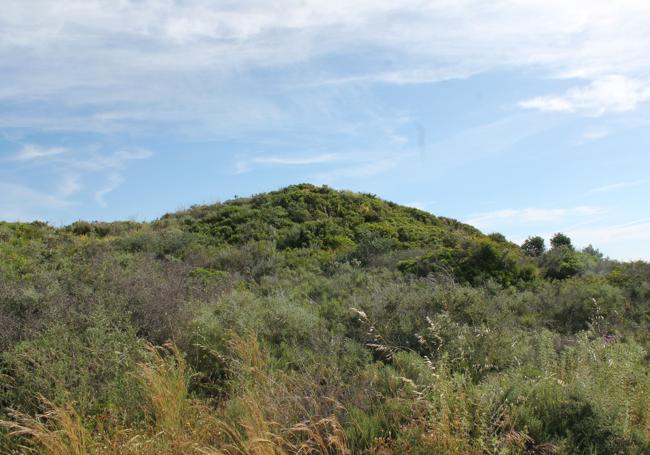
[0,399,91,455]
[0,337,352,455]
[1,302,649,454]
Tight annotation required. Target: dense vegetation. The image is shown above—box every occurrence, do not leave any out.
[1,183,649,454]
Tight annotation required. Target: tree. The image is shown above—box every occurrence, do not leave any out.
[582,244,603,258]
[542,247,583,280]
[522,236,546,257]
[550,233,573,250]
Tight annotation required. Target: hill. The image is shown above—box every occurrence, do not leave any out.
[166,183,481,247]
[157,184,535,285]
[1,184,649,453]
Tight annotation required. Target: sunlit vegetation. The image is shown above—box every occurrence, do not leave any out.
[1,184,649,454]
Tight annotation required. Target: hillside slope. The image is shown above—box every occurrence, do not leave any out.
[164,183,480,249]
[1,184,649,454]
[157,184,536,286]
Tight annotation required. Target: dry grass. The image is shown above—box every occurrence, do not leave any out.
[138,342,190,438]
[0,337,352,455]
[0,398,91,455]
[2,332,647,454]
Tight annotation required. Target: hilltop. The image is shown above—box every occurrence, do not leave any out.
[71,183,536,286]
[165,183,480,249]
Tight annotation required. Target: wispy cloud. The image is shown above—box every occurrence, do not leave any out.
[233,150,405,183]
[587,180,646,194]
[232,147,403,183]
[57,174,82,197]
[234,153,342,174]
[72,148,153,207]
[519,76,650,116]
[299,67,475,88]
[466,206,606,230]
[95,173,125,208]
[579,127,612,142]
[557,218,650,260]
[12,144,67,161]
[253,154,341,166]
[312,157,399,182]
[567,219,650,243]
[69,148,154,172]
[0,182,72,221]
[2,1,650,136]
[3,145,154,212]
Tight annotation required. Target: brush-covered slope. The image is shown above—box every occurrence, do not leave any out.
[159,184,536,286]
[164,183,480,248]
[1,184,650,453]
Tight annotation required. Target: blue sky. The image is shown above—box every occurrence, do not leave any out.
[1,0,650,260]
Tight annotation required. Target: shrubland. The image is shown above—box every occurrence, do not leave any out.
[0,184,648,454]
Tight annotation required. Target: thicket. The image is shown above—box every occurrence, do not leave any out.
[0,184,648,454]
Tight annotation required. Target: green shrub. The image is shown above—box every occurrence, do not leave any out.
[0,312,145,422]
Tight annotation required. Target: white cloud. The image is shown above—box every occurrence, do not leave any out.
[567,219,650,244]
[95,173,125,208]
[76,149,153,207]
[2,1,650,135]
[233,150,404,180]
[12,145,67,161]
[253,154,340,166]
[303,67,476,87]
[587,180,646,194]
[579,127,611,142]
[58,174,82,197]
[519,97,574,113]
[0,182,72,221]
[71,148,153,172]
[235,153,342,173]
[3,144,153,212]
[519,76,650,116]
[312,157,399,182]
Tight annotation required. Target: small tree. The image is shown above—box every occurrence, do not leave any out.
[542,247,583,280]
[522,236,546,257]
[582,244,603,258]
[550,233,573,250]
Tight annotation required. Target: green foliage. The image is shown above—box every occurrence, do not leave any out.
[506,336,650,453]
[0,310,145,424]
[522,235,546,257]
[167,183,478,254]
[551,232,574,250]
[1,184,649,453]
[542,245,584,280]
[398,236,537,286]
[582,244,604,258]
